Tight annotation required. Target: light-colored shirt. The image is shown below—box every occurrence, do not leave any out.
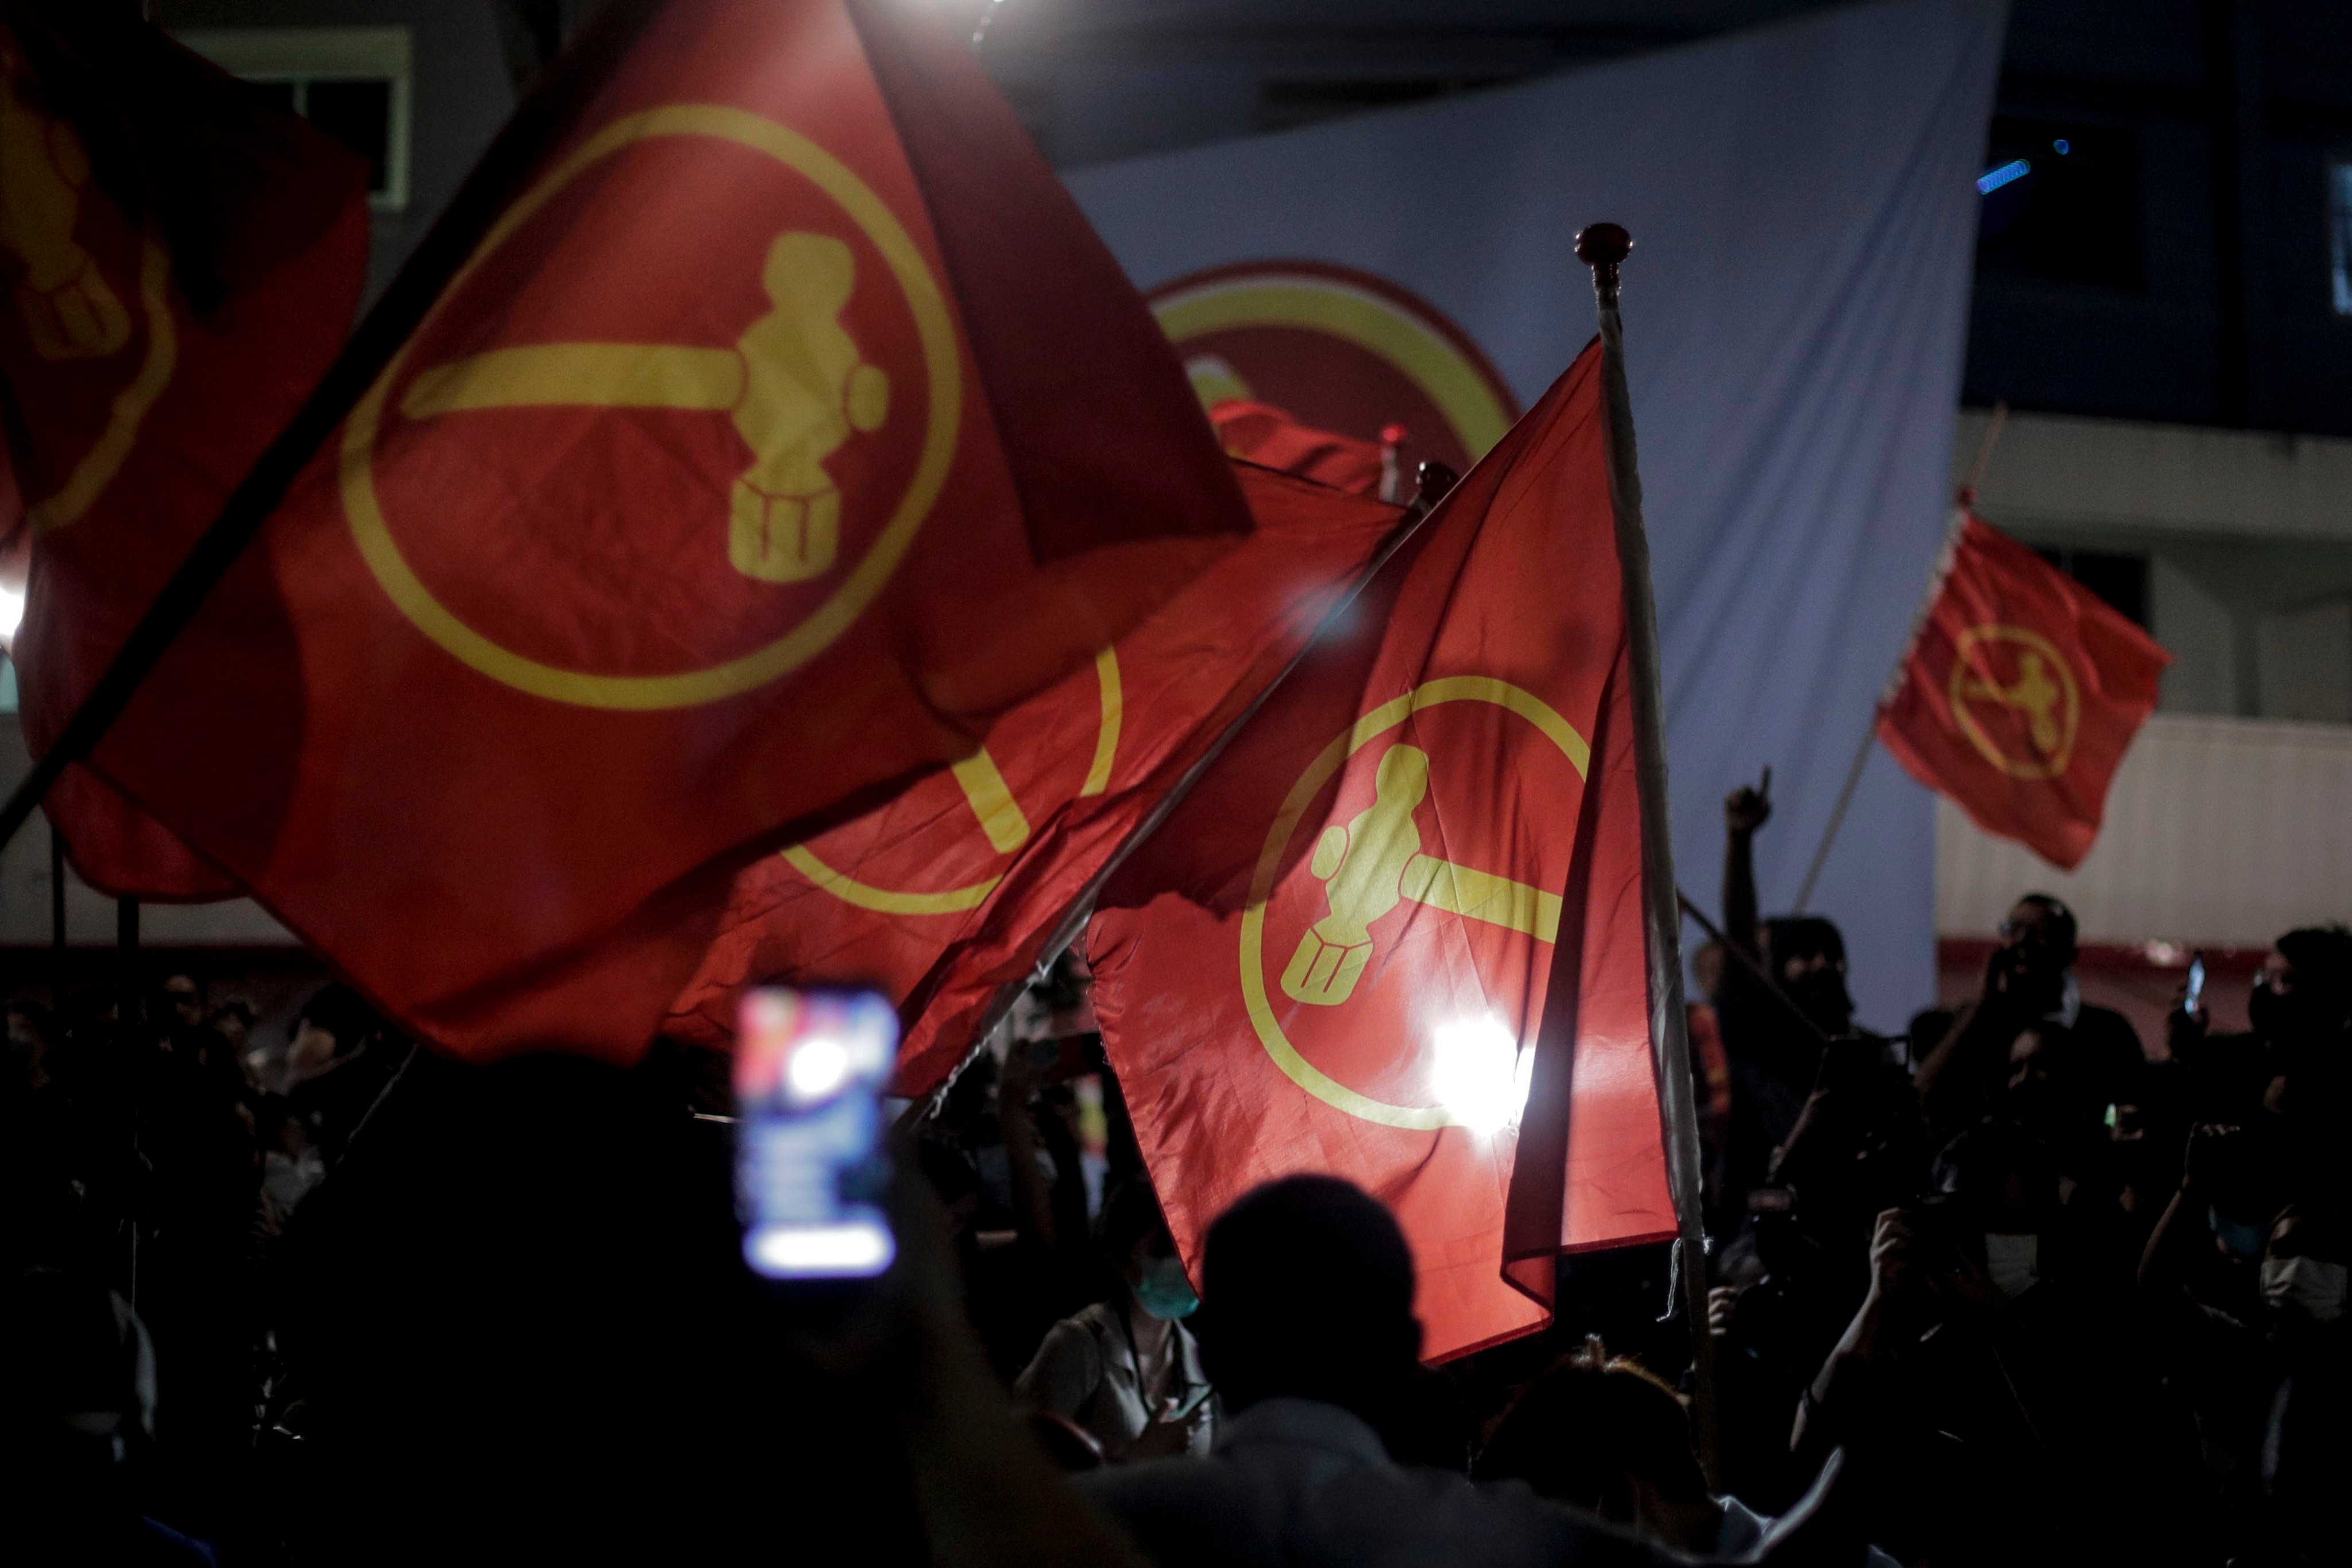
[1079,1396,1686,1568]
[1718,1494,1901,1567]
[1014,1300,1214,1459]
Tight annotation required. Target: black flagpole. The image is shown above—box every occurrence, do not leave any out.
[1577,222,1717,1482]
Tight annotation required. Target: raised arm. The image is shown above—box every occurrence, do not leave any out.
[1723,771,1772,962]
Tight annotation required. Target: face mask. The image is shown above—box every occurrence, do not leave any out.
[2261,1256,2350,1324]
[1983,1231,2040,1299]
[2210,1208,2268,1261]
[1133,1256,1199,1321]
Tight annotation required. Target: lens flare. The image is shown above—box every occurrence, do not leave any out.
[1429,1013,1530,1134]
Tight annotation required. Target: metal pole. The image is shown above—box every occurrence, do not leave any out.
[1576,222,1717,1482]
[1677,888,1836,1048]
[1791,720,1876,914]
[116,894,140,1034]
[116,891,140,1311]
[49,822,65,951]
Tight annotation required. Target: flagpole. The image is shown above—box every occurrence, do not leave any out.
[1575,223,1716,1481]
[1790,717,1878,916]
[0,0,673,865]
[1791,404,2007,913]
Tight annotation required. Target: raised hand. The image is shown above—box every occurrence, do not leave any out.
[1724,766,1773,836]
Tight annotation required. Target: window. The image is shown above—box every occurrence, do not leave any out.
[1975,117,2142,291]
[2034,546,2149,626]
[2331,159,2352,316]
[176,27,412,211]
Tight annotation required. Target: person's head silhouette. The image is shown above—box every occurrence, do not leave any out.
[1199,1175,1420,1419]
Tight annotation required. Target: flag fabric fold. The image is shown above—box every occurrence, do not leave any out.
[1087,341,1674,1363]
[1208,401,1387,498]
[0,11,370,898]
[666,461,1400,1090]
[60,0,1249,1063]
[1877,513,2169,870]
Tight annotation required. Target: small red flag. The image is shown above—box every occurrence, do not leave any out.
[1209,400,1386,497]
[65,0,1249,1063]
[665,462,1400,1088]
[1087,342,1675,1362]
[1878,513,2169,870]
[0,16,369,899]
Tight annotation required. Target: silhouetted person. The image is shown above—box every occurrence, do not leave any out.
[1477,1338,1900,1565]
[1082,1175,1849,1567]
[1917,895,2144,1140]
[1017,1177,1214,1460]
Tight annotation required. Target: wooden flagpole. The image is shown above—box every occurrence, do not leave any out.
[1576,222,1717,1480]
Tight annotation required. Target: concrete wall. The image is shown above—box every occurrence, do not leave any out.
[1936,710,2352,947]
[1956,405,2352,720]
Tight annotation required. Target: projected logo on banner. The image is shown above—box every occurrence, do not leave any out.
[1147,261,1519,482]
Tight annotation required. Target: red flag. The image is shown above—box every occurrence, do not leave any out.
[666,462,1400,1088]
[1087,342,1675,1362]
[0,14,369,898]
[69,0,1249,1064]
[1878,513,2169,870]
[1209,400,1386,497]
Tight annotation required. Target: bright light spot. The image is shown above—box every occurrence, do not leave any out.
[0,584,22,641]
[746,1219,894,1279]
[1430,1014,1530,1135]
[2052,138,2071,155]
[1976,159,2030,195]
[787,1035,851,1102]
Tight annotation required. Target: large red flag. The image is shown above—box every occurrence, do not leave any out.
[665,462,1400,1090]
[1878,513,2169,870]
[0,13,368,898]
[1087,342,1675,1362]
[67,0,1249,1063]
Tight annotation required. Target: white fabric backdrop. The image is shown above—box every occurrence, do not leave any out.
[1066,0,2007,1031]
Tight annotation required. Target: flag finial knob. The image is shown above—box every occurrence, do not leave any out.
[1574,223,1633,291]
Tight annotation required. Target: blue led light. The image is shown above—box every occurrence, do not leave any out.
[2053,138,2071,155]
[1976,159,2030,195]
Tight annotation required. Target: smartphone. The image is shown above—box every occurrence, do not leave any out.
[735,987,898,1280]
[2185,953,2207,1014]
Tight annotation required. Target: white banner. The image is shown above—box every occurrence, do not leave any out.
[1068,0,2007,1030]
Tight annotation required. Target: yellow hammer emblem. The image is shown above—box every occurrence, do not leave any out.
[401,230,887,584]
[1283,743,1561,1007]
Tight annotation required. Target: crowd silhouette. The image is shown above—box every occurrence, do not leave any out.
[3,779,2344,1565]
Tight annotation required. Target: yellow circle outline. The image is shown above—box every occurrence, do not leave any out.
[343,104,961,709]
[32,233,177,533]
[781,648,1125,915]
[1152,273,1515,462]
[1239,677,1589,1129]
[1949,624,2080,780]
